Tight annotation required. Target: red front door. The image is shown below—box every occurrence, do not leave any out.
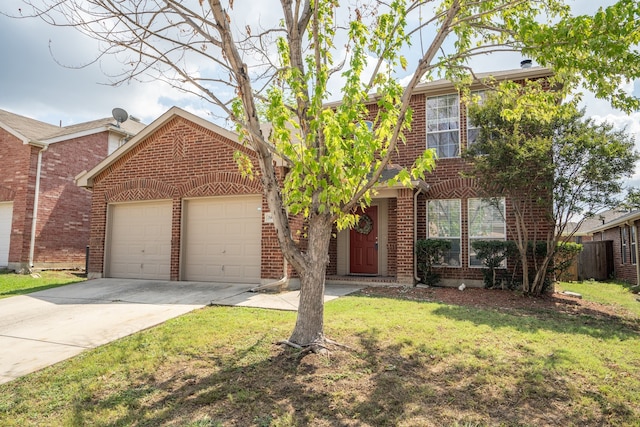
[350,206,378,275]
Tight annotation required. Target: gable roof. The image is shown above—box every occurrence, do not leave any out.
[323,66,553,108]
[412,66,553,96]
[586,209,640,234]
[75,106,241,188]
[566,209,633,236]
[0,109,60,142]
[0,109,145,145]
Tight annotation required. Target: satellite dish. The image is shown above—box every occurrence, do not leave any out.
[112,108,129,127]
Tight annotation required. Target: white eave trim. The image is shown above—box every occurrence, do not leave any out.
[588,212,640,234]
[41,125,130,144]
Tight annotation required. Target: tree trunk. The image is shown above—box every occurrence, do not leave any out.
[520,247,530,293]
[288,213,333,347]
[530,251,553,296]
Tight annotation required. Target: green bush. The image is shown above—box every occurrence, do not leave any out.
[471,240,512,289]
[415,239,451,286]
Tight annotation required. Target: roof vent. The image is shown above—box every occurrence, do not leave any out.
[520,59,532,69]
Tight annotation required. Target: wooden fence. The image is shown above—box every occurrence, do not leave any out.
[576,240,613,281]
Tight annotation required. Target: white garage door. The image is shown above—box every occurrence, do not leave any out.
[183,196,262,283]
[107,201,172,280]
[0,202,13,267]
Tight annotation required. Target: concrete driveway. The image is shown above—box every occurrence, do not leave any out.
[0,278,361,385]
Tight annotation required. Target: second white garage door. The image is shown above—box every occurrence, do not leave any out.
[0,202,13,267]
[183,196,262,283]
[107,201,172,280]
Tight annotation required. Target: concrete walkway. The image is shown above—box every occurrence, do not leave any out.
[0,278,361,385]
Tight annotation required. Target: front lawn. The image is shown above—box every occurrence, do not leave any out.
[0,269,85,299]
[557,279,640,317]
[0,281,638,426]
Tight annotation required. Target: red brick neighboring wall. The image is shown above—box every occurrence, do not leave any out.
[88,116,265,280]
[0,130,37,268]
[33,133,109,268]
[595,223,639,285]
[1,127,112,269]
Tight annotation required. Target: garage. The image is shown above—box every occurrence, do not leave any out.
[182,195,262,283]
[0,202,12,267]
[107,200,172,280]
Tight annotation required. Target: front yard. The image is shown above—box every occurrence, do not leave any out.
[0,269,85,299]
[0,279,638,426]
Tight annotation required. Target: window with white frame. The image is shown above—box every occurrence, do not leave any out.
[621,226,628,264]
[427,199,461,267]
[468,198,506,267]
[632,225,637,265]
[427,94,459,158]
[466,90,486,149]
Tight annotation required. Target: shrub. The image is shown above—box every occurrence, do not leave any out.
[415,239,451,286]
[471,240,510,289]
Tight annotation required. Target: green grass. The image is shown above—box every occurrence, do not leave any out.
[1,282,639,426]
[557,279,640,317]
[0,269,85,299]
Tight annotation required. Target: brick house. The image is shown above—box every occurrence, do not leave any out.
[587,210,640,285]
[0,109,145,270]
[77,66,553,287]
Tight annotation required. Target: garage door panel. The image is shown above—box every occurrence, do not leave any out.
[108,201,172,280]
[183,196,261,283]
[0,203,13,267]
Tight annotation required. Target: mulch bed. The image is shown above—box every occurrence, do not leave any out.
[357,285,638,321]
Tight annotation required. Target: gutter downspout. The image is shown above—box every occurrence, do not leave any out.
[29,143,47,269]
[632,222,640,287]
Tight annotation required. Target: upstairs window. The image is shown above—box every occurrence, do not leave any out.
[466,90,486,149]
[427,199,461,267]
[427,94,459,158]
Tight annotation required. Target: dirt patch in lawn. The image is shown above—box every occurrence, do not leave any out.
[358,285,638,320]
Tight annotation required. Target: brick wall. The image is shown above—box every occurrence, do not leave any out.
[385,85,553,285]
[33,132,109,268]
[396,188,415,284]
[0,130,37,268]
[596,222,639,284]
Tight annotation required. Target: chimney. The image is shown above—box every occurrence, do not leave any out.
[520,59,532,69]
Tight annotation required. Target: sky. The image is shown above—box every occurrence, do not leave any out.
[0,0,639,186]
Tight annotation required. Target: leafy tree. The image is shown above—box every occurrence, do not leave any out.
[465,88,638,295]
[621,187,640,210]
[7,0,640,349]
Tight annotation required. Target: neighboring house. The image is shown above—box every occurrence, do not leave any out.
[76,66,553,287]
[565,209,631,244]
[586,210,640,285]
[0,109,145,270]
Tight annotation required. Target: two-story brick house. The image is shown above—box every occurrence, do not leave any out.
[0,109,145,271]
[77,66,553,287]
